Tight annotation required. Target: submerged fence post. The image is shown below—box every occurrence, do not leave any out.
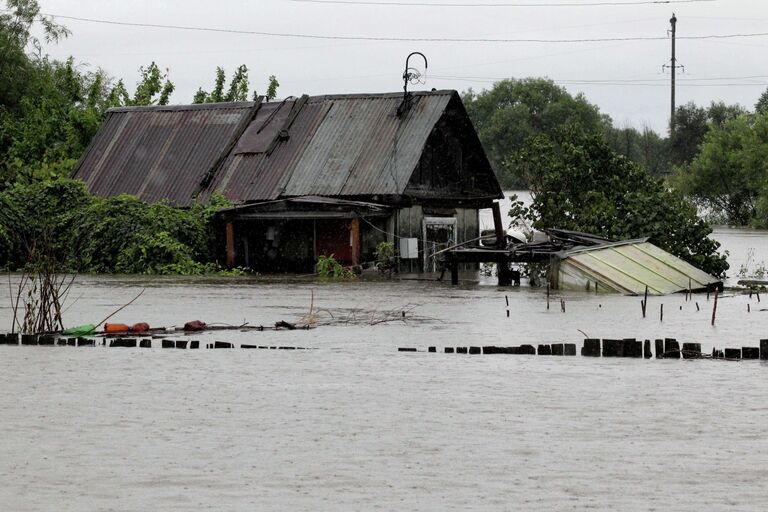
[547,283,550,310]
[711,288,719,326]
[642,285,648,318]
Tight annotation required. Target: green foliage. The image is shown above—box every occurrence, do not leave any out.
[194,66,279,103]
[374,241,395,261]
[264,75,280,101]
[462,78,611,187]
[0,58,109,185]
[374,241,396,275]
[604,125,669,177]
[316,254,355,279]
[106,62,175,107]
[0,178,93,267]
[515,128,728,277]
[756,87,768,115]
[670,101,746,166]
[673,112,768,226]
[0,178,236,275]
[0,0,69,109]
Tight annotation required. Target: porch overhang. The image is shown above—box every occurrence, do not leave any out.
[218,196,393,221]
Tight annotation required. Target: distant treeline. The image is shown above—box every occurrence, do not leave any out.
[463,78,768,227]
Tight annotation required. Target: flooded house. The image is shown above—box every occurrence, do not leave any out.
[73,90,503,273]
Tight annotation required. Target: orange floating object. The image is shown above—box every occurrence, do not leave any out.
[131,322,150,333]
[104,323,130,333]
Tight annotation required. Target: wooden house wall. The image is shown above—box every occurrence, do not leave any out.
[404,96,500,202]
[391,205,479,273]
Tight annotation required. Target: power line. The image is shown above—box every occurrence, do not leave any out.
[433,73,768,82]
[432,75,767,86]
[288,0,714,6]
[39,12,768,44]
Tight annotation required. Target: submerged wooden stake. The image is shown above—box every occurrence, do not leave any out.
[546,283,550,310]
[642,286,648,318]
[711,289,719,326]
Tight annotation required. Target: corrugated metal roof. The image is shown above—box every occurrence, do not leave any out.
[209,91,454,201]
[75,90,500,206]
[73,102,257,206]
[558,240,720,295]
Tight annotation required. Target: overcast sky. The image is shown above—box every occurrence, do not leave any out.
[28,0,768,134]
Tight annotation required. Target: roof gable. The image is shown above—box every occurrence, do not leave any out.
[74,91,502,206]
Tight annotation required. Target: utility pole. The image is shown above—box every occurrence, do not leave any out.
[663,14,683,135]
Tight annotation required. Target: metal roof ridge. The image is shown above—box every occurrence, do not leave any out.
[297,90,456,104]
[559,237,650,257]
[106,101,257,113]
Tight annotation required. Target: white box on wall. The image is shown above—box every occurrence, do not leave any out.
[399,238,418,259]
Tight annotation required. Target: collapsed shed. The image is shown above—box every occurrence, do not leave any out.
[73,90,503,273]
[553,238,722,295]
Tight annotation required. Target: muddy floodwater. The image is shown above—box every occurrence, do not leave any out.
[2,229,768,511]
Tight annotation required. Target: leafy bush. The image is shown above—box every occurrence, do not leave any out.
[0,177,235,275]
[374,241,396,276]
[316,254,355,279]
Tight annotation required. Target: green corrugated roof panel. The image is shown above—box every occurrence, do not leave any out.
[558,240,720,295]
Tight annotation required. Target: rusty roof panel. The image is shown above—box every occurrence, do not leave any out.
[73,102,256,206]
[233,101,291,154]
[283,93,450,197]
[210,91,452,201]
[210,100,331,201]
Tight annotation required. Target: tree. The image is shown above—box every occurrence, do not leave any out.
[463,78,611,187]
[674,112,768,226]
[0,0,69,111]
[106,61,175,107]
[669,101,746,166]
[755,87,768,114]
[513,127,728,277]
[193,65,279,103]
[0,58,110,186]
[605,124,669,177]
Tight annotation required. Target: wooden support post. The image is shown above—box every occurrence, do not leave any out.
[742,347,760,359]
[451,261,459,286]
[642,286,648,318]
[602,339,622,357]
[491,201,505,247]
[643,340,652,359]
[664,338,680,359]
[225,221,236,268]
[682,342,702,359]
[350,217,361,266]
[492,201,512,286]
[581,338,601,357]
[711,288,719,326]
